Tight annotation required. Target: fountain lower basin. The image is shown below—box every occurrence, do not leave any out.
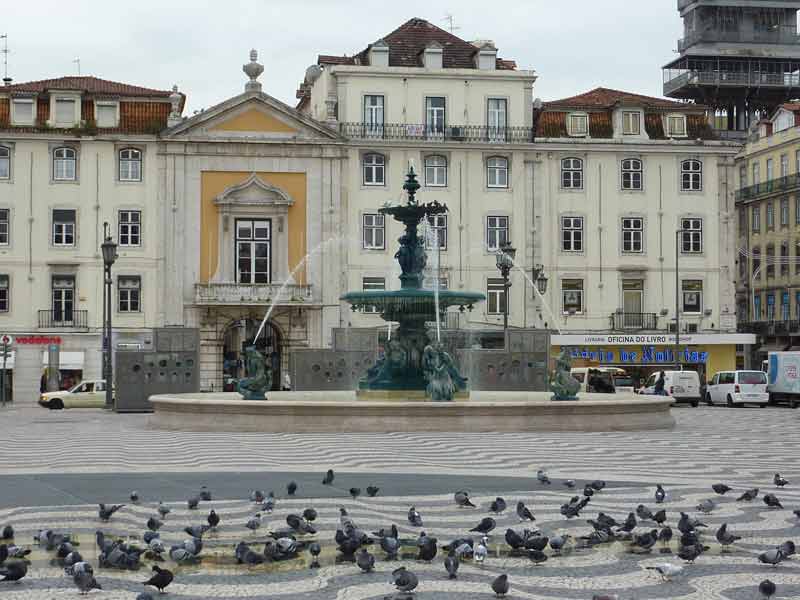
[148,392,675,433]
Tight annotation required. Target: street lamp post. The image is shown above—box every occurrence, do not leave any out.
[101,222,118,410]
[495,241,516,331]
[675,229,685,370]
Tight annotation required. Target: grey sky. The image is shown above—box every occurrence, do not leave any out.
[4,1,681,114]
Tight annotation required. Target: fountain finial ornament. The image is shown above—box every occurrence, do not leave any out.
[243,49,264,93]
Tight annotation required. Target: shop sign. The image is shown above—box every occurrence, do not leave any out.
[554,333,756,346]
[15,336,62,345]
[570,346,709,365]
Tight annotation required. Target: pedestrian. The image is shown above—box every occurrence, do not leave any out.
[654,371,666,396]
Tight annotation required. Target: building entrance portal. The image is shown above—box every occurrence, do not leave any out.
[222,318,281,392]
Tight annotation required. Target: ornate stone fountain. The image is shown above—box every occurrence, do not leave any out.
[341,168,485,400]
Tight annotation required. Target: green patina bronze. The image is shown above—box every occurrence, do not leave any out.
[341,168,484,399]
[237,345,272,400]
[550,347,580,401]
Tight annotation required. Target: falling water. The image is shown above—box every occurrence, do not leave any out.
[499,253,562,335]
[421,220,442,342]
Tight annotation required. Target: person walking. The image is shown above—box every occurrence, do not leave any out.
[654,371,666,396]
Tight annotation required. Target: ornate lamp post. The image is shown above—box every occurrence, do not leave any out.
[101,222,118,409]
[495,241,516,331]
[534,265,548,296]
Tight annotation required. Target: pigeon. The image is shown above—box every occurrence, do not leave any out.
[146,516,163,532]
[474,537,488,563]
[417,536,438,562]
[678,543,707,563]
[0,561,27,582]
[261,496,275,513]
[636,504,654,521]
[737,488,759,501]
[759,548,786,566]
[590,480,607,491]
[525,535,549,552]
[308,542,321,558]
[183,524,210,539]
[658,526,673,546]
[157,503,170,519]
[774,473,789,488]
[677,512,706,533]
[0,545,7,564]
[136,594,155,600]
[142,565,173,592]
[564,479,576,489]
[528,549,548,564]
[366,486,379,497]
[391,566,419,593]
[655,484,666,504]
[715,523,741,549]
[583,485,595,497]
[286,514,316,535]
[356,548,375,573]
[697,499,716,514]
[620,512,638,533]
[779,540,796,557]
[349,488,361,499]
[550,533,571,553]
[516,501,535,522]
[537,469,551,484]
[408,506,423,527]
[322,469,335,485]
[303,508,318,522]
[632,529,658,552]
[199,486,212,501]
[0,526,13,540]
[592,595,619,600]
[73,568,102,594]
[187,495,200,510]
[759,578,777,599]
[491,573,510,597]
[490,497,507,513]
[380,535,400,559]
[712,483,732,495]
[130,490,140,503]
[763,493,783,509]
[98,503,124,521]
[470,517,496,534]
[207,510,220,529]
[455,490,476,508]
[287,481,297,496]
[646,562,683,581]
[250,490,265,503]
[444,554,459,578]
[245,514,262,534]
[505,528,526,550]
[653,509,667,526]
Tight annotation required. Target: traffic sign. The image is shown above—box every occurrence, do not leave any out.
[0,334,12,346]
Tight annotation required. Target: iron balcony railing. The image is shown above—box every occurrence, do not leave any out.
[38,309,88,329]
[739,320,800,335]
[736,173,800,202]
[194,282,314,305]
[610,312,659,331]
[663,69,800,96]
[339,122,535,144]
[678,28,800,53]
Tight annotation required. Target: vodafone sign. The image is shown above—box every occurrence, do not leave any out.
[15,336,62,345]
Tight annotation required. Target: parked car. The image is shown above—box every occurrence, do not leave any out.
[640,370,701,406]
[570,367,616,393]
[705,370,769,407]
[39,380,112,409]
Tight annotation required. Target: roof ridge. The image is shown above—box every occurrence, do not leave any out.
[2,75,174,96]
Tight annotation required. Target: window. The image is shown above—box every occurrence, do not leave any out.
[425,96,446,136]
[487,98,508,141]
[118,276,141,312]
[681,218,702,253]
[781,198,789,226]
[681,280,703,313]
[754,293,762,320]
[54,98,76,127]
[53,147,77,181]
[425,214,447,250]
[781,242,790,277]
[487,278,507,315]
[0,275,7,312]
[486,216,509,251]
[51,275,75,323]
[622,111,641,135]
[767,201,774,229]
[11,99,34,126]
[236,219,271,284]
[0,209,8,246]
[752,247,761,280]
[118,210,141,247]
[362,213,385,250]
[621,158,642,190]
[781,154,789,178]
[362,277,385,313]
[52,209,76,246]
[487,156,508,188]
[752,206,761,232]
[767,158,774,182]
[622,217,644,253]
[118,148,142,182]
[681,159,702,191]
[568,113,588,136]
[739,165,747,188]
[667,114,687,137]
[791,291,798,321]
[561,216,583,252]
[562,279,584,314]
[363,95,384,137]
[95,102,118,128]
[561,157,583,189]
[0,146,9,179]
[766,244,775,278]
[362,153,385,186]
[752,162,760,185]
[767,293,775,320]
[424,155,447,187]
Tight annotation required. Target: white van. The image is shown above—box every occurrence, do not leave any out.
[640,370,701,406]
[705,370,769,407]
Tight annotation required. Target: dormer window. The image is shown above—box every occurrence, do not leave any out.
[622,111,641,135]
[10,98,35,126]
[95,102,119,128]
[666,114,687,137]
[54,98,77,127]
[567,113,588,137]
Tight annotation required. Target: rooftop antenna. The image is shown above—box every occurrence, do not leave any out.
[73,57,80,75]
[442,13,460,33]
[0,34,8,82]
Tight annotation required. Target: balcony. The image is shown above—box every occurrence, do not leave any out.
[38,309,89,329]
[739,320,800,336]
[663,68,800,97]
[194,282,315,306]
[736,173,800,202]
[610,312,659,331]
[678,29,800,53]
[339,122,534,144]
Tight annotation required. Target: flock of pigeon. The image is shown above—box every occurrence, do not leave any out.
[0,467,796,599]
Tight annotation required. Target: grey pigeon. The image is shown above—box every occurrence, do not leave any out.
[779,540,796,557]
[380,535,400,558]
[454,490,476,508]
[549,533,571,553]
[322,469,334,485]
[592,595,619,600]
[715,523,741,549]
[187,495,200,510]
[737,488,759,501]
[183,524,210,538]
[157,502,171,518]
[632,529,658,552]
[469,517,496,534]
[0,526,12,540]
[287,481,297,496]
[444,555,459,578]
[391,566,418,592]
[245,514,261,534]
[98,503,124,521]
[250,490,265,503]
[763,493,783,509]
[490,497,507,513]
[130,490,140,503]
[712,483,732,495]
[0,545,7,564]
[516,501,535,522]
[474,537,488,563]
[697,499,716,514]
[505,528,526,549]
[73,569,102,594]
[349,487,361,499]
[774,473,789,488]
[0,561,27,582]
[169,547,195,563]
[655,484,666,503]
[199,486,212,501]
[677,543,707,563]
[143,531,159,545]
[759,578,777,599]
[653,509,667,526]
[759,548,785,566]
[408,506,423,527]
[636,504,654,520]
[303,508,318,522]
[646,563,683,581]
[308,542,321,558]
[564,479,576,488]
[366,486,379,497]
[262,497,275,513]
[491,573,510,597]
[146,516,163,532]
[528,549,548,564]
[356,548,375,573]
[207,510,220,529]
[136,594,155,600]
[537,469,551,484]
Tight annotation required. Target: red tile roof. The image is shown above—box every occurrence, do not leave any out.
[544,87,705,111]
[317,17,516,70]
[1,75,174,97]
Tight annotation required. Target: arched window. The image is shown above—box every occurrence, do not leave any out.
[621,158,642,190]
[118,148,142,182]
[362,153,385,186]
[424,155,447,187]
[487,156,508,188]
[681,159,702,191]
[53,147,77,181]
[561,157,583,189]
[0,146,9,180]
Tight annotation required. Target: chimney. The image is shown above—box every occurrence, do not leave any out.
[368,39,389,67]
[474,41,497,70]
[422,41,443,69]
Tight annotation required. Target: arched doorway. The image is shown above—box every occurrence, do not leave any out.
[222,318,282,391]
